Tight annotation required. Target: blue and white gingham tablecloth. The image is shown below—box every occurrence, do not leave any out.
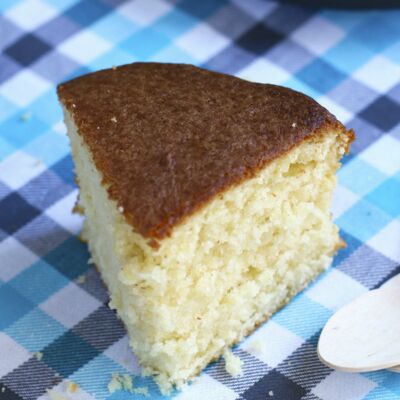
[0,1,399,399]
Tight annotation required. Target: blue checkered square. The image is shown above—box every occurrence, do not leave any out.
[5,308,66,352]
[23,131,69,168]
[0,284,33,329]
[177,0,226,19]
[42,330,99,376]
[121,28,170,60]
[29,90,63,125]
[323,37,375,75]
[0,96,17,124]
[91,11,139,43]
[153,8,198,39]
[43,237,90,280]
[10,260,69,304]
[272,295,332,340]
[297,58,347,94]
[337,199,392,242]
[381,374,400,396]
[338,158,387,196]
[366,178,400,218]
[0,0,20,13]
[0,114,48,148]
[64,0,112,27]
[350,16,400,53]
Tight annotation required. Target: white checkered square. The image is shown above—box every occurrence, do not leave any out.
[4,0,58,31]
[118,0,172,26]
[317,96,353,124]
[0,237,38,282]
[103,335,141,374]
[359,135,400,175]
[240,320,303,368]
[45,190,83,235]
[0,151,46,190]
[292,15,345,55]
[175,374,237,400]
[0,70,50,107]
[52,120,67,136]
[354,55,400,93]
[312,371,376,400]
[237,59,290,85]
[59,31,112,64]
[177,23,229,61]
[306,269,367,311]
[331,184,360,220]
[40,282,101,328]
[0,332,31,378]
[367,219,400,263]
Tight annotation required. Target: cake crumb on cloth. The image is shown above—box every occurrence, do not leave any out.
[223,349,243,377]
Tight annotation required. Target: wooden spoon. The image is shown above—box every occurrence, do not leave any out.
[318,273,400,373]
[381,275,400,373]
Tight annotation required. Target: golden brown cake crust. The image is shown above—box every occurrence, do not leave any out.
[58,62,348,246]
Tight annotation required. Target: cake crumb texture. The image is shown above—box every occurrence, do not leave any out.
[223,349,243,377]
[66,381,78,393]
[107,373,133,393]
[133,387,149,397]
[58,62,348,243]
[46,389,69,400]
[107,373,149,396]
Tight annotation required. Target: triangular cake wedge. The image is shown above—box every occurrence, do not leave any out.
[57,63,354,393]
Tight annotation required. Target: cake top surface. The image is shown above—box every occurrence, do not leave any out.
[58,62,344,246]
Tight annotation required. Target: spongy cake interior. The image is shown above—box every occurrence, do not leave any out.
[65,108,348,393]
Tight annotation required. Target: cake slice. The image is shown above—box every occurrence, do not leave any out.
[57,63,354,393]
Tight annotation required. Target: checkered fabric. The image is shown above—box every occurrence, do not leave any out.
[0,0,399,399]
